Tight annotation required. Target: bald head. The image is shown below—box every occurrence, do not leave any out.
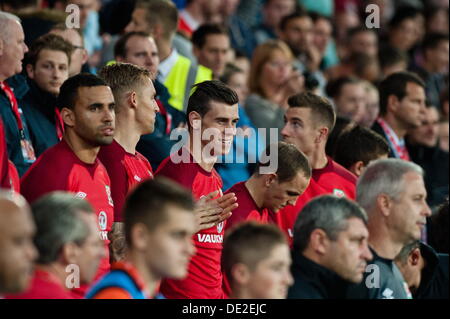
[0,190,37,294]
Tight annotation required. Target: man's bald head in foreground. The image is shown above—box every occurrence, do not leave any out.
[0,190,37,294]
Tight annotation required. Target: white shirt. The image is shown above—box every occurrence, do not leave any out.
[157,48,179,83]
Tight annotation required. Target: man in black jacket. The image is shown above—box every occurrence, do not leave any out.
[395,241,449,299]
[22,33,73,156]
[288,195,372,299]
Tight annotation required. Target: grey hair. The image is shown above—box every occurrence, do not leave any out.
[356,159,424,213]
[0,11,21,43]
[293,195,368,252]
[31,192,94,264]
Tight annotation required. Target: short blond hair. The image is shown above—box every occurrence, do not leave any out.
[98,62,151,108]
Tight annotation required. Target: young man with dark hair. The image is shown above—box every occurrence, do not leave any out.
[372,71,427,161]
[276,92,357,244]
[222,222,293,299]
[7,192,104,299]
[192,23,230,79]
[0,191,37,296]
[87,177,197,299]
[406,105,449,207]
[225,142,311,231]
[22,33,73,156]
[379,46,409,78]
[333,125,389,177]
[289,195,372,299]
[156,80,239,299]
[20,73,116,297]
[346,26,378,58]
[325,76,366,124]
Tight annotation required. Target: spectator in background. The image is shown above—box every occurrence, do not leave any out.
[424,5,449,34]
[346,27,379,59]
[192,24,231,79]
[278,11,326,94]
[360,81,380,128]
[245,40,303,140]
[177,0,221,39]
[439,119,449,152]
[347,159,431,299]
[233,50,251,78]
[406,105,449,208]
[49,23,89,77]
[22,34,72,157]
[325,76,366,124]
[413,33,449,108]
[215,0,256,59]
[87,178,197,299]
[333,125,389,177]
[379,46,409,79]
[0,190,37,296]
[0,12,35,177]
[253,0,297,46]
[113,31,186,170]
[428,199,449,254]
[395,240,449,299]
[0,119,11,189]
[311,13,338,71]
[371,72,427,160]
[288,195,372,299]
[386,6,423,54]
[7,192,104,299]
[125,0,212,112]
[222,222,293,299]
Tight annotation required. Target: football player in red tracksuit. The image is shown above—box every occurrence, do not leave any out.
[224,142,311,232]
[276,92,357,246]
[156,80,239,299]
[21,74,116,297]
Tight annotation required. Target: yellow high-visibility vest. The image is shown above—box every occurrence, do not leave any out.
[164,55,212,111]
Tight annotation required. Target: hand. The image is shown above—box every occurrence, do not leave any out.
[194,190,238,232]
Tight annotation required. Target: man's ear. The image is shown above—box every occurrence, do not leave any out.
[316,126,329,144]
[127,91,138,109]
[263,173,278,187]
[60,107,75,128]
[409,248,421,267]
[26,64,35,79]
[188,111,202,130]
[60,242,79,265]
[0,38,3,56]
[231,263,251,286]
[350,161,365,177]
[387,94,400,114]
[130,223,148,251]
[193,45,200,59]
[376,193,392,217]
[81,48,89,65]
[309,228,329,256]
